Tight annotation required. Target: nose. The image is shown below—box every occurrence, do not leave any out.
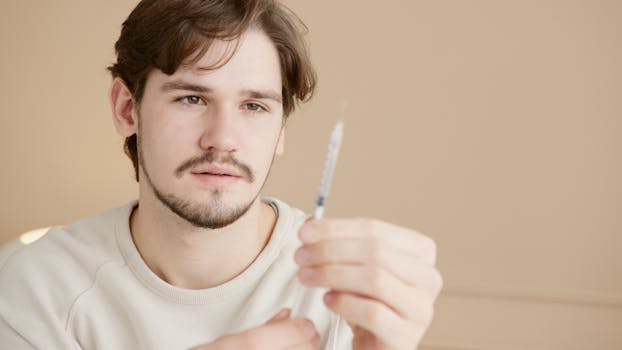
[198,105,238,153]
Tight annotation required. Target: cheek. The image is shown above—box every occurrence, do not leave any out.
[252,131,282,172]
[139,115,198,173]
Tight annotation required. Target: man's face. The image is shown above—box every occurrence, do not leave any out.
[135,29,285,229]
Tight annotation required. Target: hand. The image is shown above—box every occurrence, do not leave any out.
[189,308,320,350]
[295,218,443,350]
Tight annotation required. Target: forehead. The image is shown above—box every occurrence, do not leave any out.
[148,29,282,93]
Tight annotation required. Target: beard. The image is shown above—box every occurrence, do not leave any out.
[137,135,268,230]
[134,108,281,229]
[150,185,257,229]
[142,148,260,229]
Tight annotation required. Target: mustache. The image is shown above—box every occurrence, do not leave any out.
[175,151,254,182]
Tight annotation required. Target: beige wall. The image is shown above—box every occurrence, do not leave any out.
[1,1,621,349]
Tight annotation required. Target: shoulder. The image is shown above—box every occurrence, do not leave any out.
[0,202,135,325]
[1,201,134,278]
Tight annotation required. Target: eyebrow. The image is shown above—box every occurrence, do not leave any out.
[241,88,283,104]
[161,81,212,93]
[160,80,282,104]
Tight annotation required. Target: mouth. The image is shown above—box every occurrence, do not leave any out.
[189,165,244,186]
[190,164,242,178]
[193,171,238,177]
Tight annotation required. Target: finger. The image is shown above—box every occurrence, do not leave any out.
[266,308,291,324]
[295,240,443,297]
[217,318,318,349]
[298,264,421,319]
[299,218,437,266]
[283,332,321,350]
[323,291,429,349]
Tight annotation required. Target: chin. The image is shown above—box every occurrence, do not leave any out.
[155,187,260,229]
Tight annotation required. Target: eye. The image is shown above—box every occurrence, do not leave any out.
[177,96,205,105]
[243,102,267,112]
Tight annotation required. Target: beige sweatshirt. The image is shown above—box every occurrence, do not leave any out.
[0,198,353,349]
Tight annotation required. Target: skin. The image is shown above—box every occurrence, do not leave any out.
[111,29,286,290]
[296,219,442,349]
[111,28,442,350]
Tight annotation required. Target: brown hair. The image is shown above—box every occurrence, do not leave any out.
[107,0,316,181]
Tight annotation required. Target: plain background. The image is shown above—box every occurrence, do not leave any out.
[1,1,621,349]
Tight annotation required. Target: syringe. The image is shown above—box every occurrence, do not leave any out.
[313,118,344,220]
[291,109,346,349]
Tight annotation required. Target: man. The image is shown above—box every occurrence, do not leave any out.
[0,0,442,349]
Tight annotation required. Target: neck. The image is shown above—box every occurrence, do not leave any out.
[129,190,277,290]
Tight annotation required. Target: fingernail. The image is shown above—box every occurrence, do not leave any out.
[299,268,314,280]
[303,320,316,337]
[300,224,317,242]
[312,332,321,346]
[295,247,310,263]
[277,308,290,318]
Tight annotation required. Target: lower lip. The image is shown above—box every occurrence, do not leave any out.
[191,173,242,186]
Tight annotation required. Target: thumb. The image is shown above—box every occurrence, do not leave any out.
[265,308,291,324]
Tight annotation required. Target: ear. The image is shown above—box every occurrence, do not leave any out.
[275,126,285,156]
[109,77,138,137]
